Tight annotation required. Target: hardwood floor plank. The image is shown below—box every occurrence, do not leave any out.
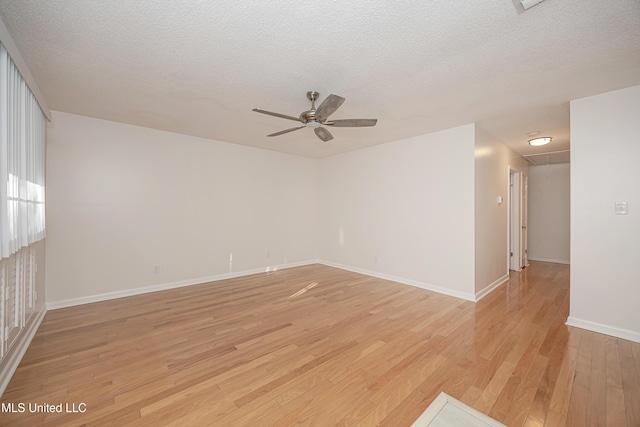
[606,336,628,426]
[1,262,638,426]
[474,360,517,414]
[566,329,592,427]
[232,341,358,408]
[504,353,549,427]
[545,326,581,426]
[618,340,640,427]
[587,332,609,426]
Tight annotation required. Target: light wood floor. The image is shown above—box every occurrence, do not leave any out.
[1,262,639,426]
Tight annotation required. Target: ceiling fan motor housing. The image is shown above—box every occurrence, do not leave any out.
[299,110,318,124]
[301,91,321,124]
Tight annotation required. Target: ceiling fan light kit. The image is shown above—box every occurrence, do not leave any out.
[253,91,377,142]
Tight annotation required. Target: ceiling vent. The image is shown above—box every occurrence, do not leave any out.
[522,150,570,165]
[521,0,546,9]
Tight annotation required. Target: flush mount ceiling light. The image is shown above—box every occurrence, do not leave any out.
[521,0,546,9]
[529,137,552,146]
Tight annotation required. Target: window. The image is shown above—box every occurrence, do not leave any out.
[0,42,46,260]
[0,42,45,359]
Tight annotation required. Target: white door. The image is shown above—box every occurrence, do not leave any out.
[521,175,529,267]
[509,171,521,271]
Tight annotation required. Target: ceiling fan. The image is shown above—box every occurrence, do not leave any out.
[253,91,377,142]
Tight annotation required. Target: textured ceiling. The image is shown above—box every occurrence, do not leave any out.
[0,0,639,158]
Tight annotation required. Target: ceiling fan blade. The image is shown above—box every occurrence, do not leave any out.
[314,94,345,123]
[314,127,334,142]
[253,108,300,122]
[267,126,305,137]
[325,119,377,127]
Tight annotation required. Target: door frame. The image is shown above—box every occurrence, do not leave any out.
[521,174,529,268]
[508,167,523,271]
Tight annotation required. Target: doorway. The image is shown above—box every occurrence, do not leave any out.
[509,168,528,271]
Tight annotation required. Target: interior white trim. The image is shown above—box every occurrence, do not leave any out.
[0,17,51,119]
[0,306,47,396]
[566,316,640,344]
[46,260,319,310]
[528,257,570,265]
[319,260,476,302]
[475,273,509,301]
[411,391,506,427]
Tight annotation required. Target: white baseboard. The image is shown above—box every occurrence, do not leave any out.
[319,260,475,302]
[46,259,319,310]
[528,257,570,265]
[475,273,509,301]
[566,316,640,343]
[0,306,47,397]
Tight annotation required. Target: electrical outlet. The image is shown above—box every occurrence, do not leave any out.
[153,265,160,274]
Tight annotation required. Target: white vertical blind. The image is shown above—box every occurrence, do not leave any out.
[0,43,46,260]
[0,246,36,356]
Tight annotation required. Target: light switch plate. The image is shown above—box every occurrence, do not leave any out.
[615,201,628,215]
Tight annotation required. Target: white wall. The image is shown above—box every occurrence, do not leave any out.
[46,112,319,305]
[527,163,570,264]
[569,85,640,343]
[46,114,528,306]
[474,127,528,295]
[318,124,476,299]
